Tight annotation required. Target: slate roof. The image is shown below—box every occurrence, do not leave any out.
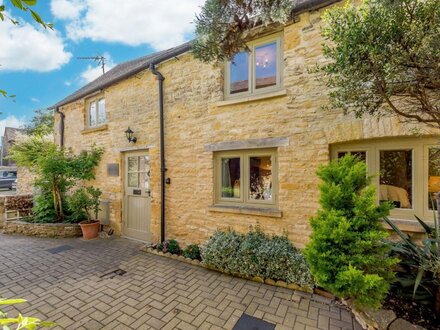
[51,41,192,109]
[51,0,339,109]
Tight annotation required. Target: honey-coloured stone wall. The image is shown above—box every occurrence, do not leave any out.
[53,5,438,247]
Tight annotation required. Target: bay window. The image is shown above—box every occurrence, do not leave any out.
[332,138,440,220]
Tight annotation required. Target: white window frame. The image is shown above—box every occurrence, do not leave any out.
[224,33,283,99]
[331,137,440,221]
[214,149,278,208]
[86,95,106,128]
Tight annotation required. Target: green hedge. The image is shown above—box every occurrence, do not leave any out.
[201,227,314,288]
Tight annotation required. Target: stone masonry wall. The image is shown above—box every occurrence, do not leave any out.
[16,167,34,195]
[54,5,438,247]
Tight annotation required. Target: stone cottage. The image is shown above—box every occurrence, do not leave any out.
[1,127,25,166]
[48,0,439,247]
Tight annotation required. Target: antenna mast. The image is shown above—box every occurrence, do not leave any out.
[77,55,106,74]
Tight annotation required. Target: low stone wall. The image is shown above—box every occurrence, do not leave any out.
[3,220,82,238]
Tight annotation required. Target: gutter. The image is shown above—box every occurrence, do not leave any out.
[293,0,341,14]
[55,107,65,147]
[149,63,166,243]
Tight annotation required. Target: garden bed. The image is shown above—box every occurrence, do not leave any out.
[140,245,314,293]
[3,220,82,238]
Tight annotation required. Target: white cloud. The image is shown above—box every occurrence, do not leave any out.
[80,53,115,83]
[55,0,204,50]
[50,0,85,20]
[0,19,72,72]
[31,97,40,103]
[0,115,27,138]
[64,81,72,86]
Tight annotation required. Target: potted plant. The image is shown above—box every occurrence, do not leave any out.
[69,187,102,240]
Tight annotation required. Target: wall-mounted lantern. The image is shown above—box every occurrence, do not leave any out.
[125,127,137,143]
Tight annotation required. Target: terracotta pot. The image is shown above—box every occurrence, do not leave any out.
[79,220,100,240]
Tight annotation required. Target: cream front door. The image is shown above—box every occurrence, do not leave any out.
[123,152,152,242]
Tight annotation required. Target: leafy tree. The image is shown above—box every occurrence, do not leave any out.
[24,108,54,136]
[193,0,296,63]
[9,136,103,222]
[319,0,440,129]
[1,0,53,99]
[304,155,398,309]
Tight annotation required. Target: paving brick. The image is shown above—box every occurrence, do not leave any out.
[0,235,360,330]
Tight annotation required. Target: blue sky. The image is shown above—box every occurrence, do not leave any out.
[0,0,203,133]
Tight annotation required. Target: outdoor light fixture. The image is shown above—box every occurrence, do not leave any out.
[125,127,137,143]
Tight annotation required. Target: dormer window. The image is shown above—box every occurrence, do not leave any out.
[225,34,283,98]
[86,96,106,128]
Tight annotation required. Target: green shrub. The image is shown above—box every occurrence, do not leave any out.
[384,214,440,303]
[68,187,102,223]
[304,154,397,309]
[201,229,244,274]
[201,227,314,287]
[30,194,58,223]
[182,244,201,260]
[158,239,181,255]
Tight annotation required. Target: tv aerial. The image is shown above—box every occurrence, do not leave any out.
[77,55,106,74]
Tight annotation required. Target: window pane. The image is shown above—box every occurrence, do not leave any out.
[128,156,138,172]
[98,99,106,124]
[221,158,240,198]
[379,150,412,209]
[338,151,367,162]
[230,52,249,94]
[255,42,277,89]
[89,101,97,127]
[128,173,139,188]
[428,148,440,210]
[249,156,272,201]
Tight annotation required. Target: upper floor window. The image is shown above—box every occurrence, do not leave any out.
[86,96,106,128]
[225,34,283,98]
[332,138,440,221]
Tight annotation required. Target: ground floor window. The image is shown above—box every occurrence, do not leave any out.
[214,149,278,207]
[332,137,440,220]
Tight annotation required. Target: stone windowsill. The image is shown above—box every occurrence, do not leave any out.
[208,204,282,218]
[81,124,108,134]
[216,89,287,107]
[382,217,435,233]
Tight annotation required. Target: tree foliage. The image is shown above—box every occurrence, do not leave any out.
[9,136,103,222]
[193,0,296,63]
[0,0,52,29]
[0,297,55,329]
[24,108,54,136]
[1,0,52,99]
[304,155,398,309]
[319,0,440,129]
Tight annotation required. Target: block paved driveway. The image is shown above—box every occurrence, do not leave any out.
[0,234,362,330]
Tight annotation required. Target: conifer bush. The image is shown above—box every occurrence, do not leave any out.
[305,154,397,309]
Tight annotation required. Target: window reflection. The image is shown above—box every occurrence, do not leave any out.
[98,99,106,124]
[337,151,367,162]
[249,156,272,201]
[230,52,249,94]
[380,150,412,209]
[255,42,277,89]
[89,101,97,127]
[428,148,440,210]
[221,158,241,198]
